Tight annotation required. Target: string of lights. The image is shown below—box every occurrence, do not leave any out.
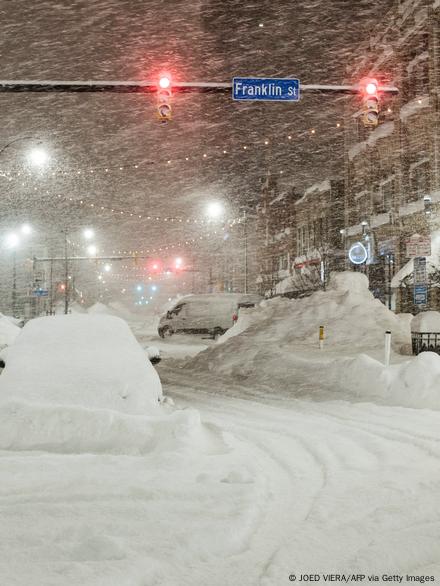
[0,123,346,179]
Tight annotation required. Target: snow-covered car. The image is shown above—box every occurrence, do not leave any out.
[158,293,262,339]
[0,314,163,415]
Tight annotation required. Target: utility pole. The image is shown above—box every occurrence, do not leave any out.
[49,258,54,315]
[11,250,17,317]
[63,230,69,315]
[243,210,248,294]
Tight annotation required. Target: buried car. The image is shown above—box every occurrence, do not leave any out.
[158,293,262,339]
[0,314,163,415]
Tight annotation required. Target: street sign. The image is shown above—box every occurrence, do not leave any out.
[232,77,300,101]
[406,235,431,258]
[31,288,49,297]
[348,241,368,265]
[414,284,428,306]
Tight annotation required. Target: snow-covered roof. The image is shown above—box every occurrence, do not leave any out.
[348,122,395,161]
[295,180,331,206]
[400,95,430,121]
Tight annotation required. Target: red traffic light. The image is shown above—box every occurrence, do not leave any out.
[365,82,378,95]
[159,76,171,89]
[149,259,162,273]
[360,78,379,96]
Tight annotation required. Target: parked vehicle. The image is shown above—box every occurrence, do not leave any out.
[158,293,262,339]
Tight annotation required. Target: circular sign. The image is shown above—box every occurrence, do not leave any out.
[348,241,368,265]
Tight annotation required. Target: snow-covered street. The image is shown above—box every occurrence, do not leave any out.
[2,310,440,585]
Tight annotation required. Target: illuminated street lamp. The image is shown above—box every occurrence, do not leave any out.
[3,224,33,317]
[83,228,95,240]
[4,232,20,249]
[21,223,32,236]
[206,201,224,219]
[28,147,50,166]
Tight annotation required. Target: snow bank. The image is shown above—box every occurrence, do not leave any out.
[0,315,222,454]
[203,272,410,356]
[0,314,20,348]
[0,401,203,454]
[411,311,440,333]
[327,351,440,410]
[0,314,162,415]
[87,302,111,314]
[186,273,440,409]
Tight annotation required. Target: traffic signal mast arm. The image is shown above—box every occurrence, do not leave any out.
[0,80,399,95]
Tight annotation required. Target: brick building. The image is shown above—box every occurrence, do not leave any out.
[343,0,440,311]
[255,175,344,296]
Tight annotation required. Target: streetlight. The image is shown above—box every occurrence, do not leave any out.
[206,201,224,220]
[61,227,97,314]
[3,224,33,317]
[21,223,32,236]
[4,232,20,249]
[28,147,49,167]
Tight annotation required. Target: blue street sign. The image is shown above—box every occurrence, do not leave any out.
[31,288,49,297]
[414,284,428,306]
[232,77,300,101]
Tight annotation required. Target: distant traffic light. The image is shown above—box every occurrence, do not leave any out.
[157,76,172,123]
[149,259,162,273]
[360,78,379,128]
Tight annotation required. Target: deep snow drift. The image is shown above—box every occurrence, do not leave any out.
[0,313,21,348]
[0,314,162,414]
[0,315,210,454]
[186,272,440,409]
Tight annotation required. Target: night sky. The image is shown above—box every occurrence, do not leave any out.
[0,0,394,255]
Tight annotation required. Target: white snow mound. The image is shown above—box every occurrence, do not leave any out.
[185,272,440,410]
[0,314,162,415]
[411,311,440,333]
[0,314,21,348]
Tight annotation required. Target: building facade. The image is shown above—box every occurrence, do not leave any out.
[343,0,440,311]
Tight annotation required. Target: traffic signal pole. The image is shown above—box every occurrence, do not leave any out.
[0,80,399,95]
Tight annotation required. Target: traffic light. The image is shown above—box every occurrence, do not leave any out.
[157,76,172,124]
[149,259,162,274]
[360,78,380,128]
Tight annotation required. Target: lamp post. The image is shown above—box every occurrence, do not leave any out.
[3,226,33,318]
[61,228,97,314]
[205,201,226,293]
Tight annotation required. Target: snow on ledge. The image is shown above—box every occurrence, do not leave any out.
[348,122,395,161]
[400,95,430,121]
[296,180,331,206]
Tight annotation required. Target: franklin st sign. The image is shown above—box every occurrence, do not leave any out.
[232,77,300,101]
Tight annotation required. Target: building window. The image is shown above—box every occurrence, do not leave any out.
[379,177,395,212]
[409,159,430,200]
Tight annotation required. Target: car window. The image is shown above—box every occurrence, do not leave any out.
[170,304,184,316]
